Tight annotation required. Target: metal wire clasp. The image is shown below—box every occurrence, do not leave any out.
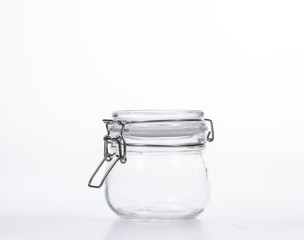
[88,120,127,188]
[88,117,215,189]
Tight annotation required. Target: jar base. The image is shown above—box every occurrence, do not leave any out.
[108,204,204,222]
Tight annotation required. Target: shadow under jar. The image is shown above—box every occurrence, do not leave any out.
[88,110,214,221]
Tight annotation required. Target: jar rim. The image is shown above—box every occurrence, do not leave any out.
[112,109,204,122]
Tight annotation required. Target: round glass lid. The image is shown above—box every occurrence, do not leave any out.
[109,110,207,147]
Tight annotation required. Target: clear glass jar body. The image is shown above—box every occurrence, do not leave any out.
[105,146,209,221]
[102,110,211,221]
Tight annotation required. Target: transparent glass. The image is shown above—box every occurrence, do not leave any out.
[104,110,210,221]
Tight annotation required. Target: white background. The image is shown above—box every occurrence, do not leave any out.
[1,0,304,239]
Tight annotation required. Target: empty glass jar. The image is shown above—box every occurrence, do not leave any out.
[88,110,214,221]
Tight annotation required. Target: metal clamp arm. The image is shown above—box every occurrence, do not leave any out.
[88,120,127,188]
[88,153,119,188]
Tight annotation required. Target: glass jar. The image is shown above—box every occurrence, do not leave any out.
[88,110,214,221]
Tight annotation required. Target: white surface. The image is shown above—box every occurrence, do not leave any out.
[1,0,304,239]
[1,215,303,240]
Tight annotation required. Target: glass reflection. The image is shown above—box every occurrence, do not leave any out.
[104,219,208,240]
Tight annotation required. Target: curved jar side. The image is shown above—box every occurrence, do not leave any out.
[105,148,209,221]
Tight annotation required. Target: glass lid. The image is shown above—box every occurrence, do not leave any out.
[109,110,207,147]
